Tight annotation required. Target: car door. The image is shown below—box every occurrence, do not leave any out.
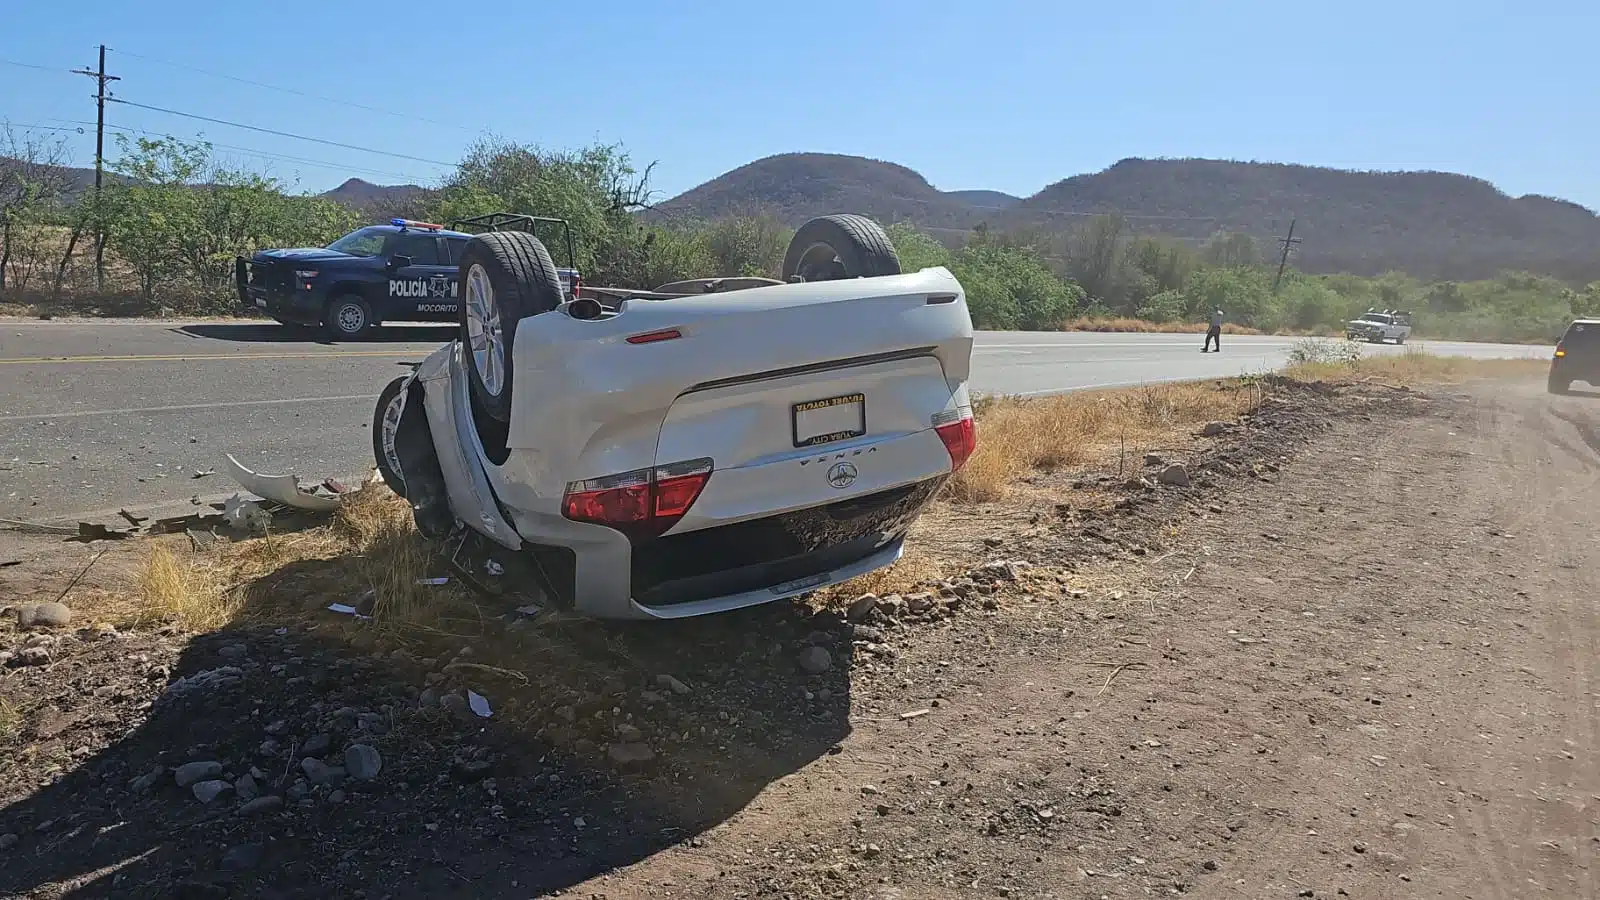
[385,233,458,321]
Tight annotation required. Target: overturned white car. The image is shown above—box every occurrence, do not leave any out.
[372,214,977,620]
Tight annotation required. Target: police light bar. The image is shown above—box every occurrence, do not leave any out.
[390,218,444,231]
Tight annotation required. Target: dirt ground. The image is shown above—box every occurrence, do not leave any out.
[1,377,1596,899]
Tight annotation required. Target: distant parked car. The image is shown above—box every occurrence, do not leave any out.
[1547,318,1600,394]
[1346,309,1412,344]
[235,216,580,340]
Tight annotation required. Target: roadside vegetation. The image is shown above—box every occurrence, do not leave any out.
[4,127,1597,342]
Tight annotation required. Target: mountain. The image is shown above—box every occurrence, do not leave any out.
[997,158,1600,281]
[650,153,1014,231]
[317,178,432,215]
[659,153,1600,282]
[943,189,1022,211]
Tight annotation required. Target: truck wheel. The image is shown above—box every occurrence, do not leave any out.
[458,231,565,424]
[1548,375,1571,395]
[782,215,901,282]
[1394,335,1405,345]
[371,375,410,498]
[324,295,372,341]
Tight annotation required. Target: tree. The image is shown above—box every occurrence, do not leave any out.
[429,137,656,285]
[102,135,205,301]
[1200,231,1260,268]
[1063,214,1126,306]
[885,222,952,272]
[953,239,1082,330]
[0,125,71,300]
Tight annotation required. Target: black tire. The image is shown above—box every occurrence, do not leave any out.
[1548,375,1571,395]
[1394,336,1405,345]
[458,232,564,423]
[781,214,901,282]
[372,375,410,498]
[324,294,372,341]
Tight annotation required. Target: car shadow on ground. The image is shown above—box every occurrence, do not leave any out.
[176,324,458,345]
[0,548,855,898]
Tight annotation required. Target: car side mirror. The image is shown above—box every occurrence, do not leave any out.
[387,255,412,270]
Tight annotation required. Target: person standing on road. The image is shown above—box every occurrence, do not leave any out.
[1202,308,1223,353]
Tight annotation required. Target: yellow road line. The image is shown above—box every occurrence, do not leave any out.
[0,350,418,365]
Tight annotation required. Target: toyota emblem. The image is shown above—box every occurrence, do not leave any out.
[826,461,858,489]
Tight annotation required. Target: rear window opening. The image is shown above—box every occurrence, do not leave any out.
[1561,322,1599,346]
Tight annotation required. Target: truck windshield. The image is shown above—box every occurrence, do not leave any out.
[326,227,389,257]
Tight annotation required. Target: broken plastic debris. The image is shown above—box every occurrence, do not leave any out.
[220,453,343,512]
[484,559,505,576]
[514,604,543,616]
[416,576,449,586]
[223,494,272,534]
[467,690,492,718]
[191,469,216,479]
[325,603,371,620]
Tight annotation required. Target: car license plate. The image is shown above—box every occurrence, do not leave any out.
[793,393,865,447]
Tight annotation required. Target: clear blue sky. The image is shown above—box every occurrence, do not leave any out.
[2,0,1596,209]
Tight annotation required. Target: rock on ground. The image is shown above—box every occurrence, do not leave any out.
[173,761,222,788]
[1157,464,1192,486]
[344,744,382,781]
[608,743,657,767]
[237,796,283,816]
[191,780,231,804]
[15,602,72,629]
[847,594,879,623]
[797,646,833,675]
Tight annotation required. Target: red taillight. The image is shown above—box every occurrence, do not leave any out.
[626,328,682,345]
[561,458,712,539]
[933,408,977,473]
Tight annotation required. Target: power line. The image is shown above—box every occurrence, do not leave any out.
[109,48,477,132]
[0,57,68,74]
[104,97,455,168]
[96,120,430,183]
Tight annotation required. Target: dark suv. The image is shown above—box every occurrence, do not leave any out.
[236,217,579,340]
[1548,319,1600,394]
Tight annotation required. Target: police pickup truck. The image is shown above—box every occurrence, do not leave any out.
[236,216,579,339]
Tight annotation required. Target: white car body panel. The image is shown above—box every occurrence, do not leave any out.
[396,265,975,619]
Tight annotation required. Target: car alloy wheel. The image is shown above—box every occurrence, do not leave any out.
[463,263,505,397]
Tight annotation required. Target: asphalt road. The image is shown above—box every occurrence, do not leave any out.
[0,318,1552,523]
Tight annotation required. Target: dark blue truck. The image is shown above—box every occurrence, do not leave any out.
[236,216,579,339]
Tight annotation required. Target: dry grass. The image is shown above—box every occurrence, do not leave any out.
[950,380,1261,503]
[137,541,237,632]
[130,484,455,634]
[0,695,19,741]
[1060,316,1270,336]
[1286,346,1550,386]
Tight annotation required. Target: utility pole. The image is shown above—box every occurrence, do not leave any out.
[1272,218,1301,294]
[72,45,119,291]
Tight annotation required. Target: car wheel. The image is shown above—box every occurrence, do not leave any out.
[782,215,901,282]
[324,295,372,341]
[372,375,410,498]
[458,231,565,424]
[1394,336,1405,345]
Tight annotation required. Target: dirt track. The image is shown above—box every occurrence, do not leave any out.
[1,379,1596,899]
